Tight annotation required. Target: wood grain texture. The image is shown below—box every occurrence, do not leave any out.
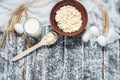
[84,41,102,80]
[63,35,84,80]
[104,40,120,80]
[25,26,47,80]
[45,35,64,80]
[0,29,120,80]
[0,33,25,80]
[43,27,64,80]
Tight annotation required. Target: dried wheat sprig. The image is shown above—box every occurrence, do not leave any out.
[94,0,109,33]
[0,0,40,49]
[0,16,14,49]
[24,7,32,47]
[0,29,8,49]
[104,10,109,32]
[99,6,109,33]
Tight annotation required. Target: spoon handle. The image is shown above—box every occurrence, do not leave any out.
[12,42,44,61]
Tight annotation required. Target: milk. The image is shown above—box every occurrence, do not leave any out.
[24,18,42,38]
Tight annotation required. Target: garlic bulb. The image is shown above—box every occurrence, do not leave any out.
[90,26,100,36]
[14,23,24,34]
[82,31,90,42]
[97,35,107,46]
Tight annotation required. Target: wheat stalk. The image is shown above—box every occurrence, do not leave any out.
[0,0,41,49]
[94,0,109,33]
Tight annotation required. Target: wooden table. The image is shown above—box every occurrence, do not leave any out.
[0,27,120,80]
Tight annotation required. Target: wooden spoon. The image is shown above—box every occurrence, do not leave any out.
[12,32,58,61]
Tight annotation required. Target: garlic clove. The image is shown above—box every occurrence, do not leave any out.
[14,23,24,34]
[90,26,100,36]
[82,31,90,42]
[97,35,107,46]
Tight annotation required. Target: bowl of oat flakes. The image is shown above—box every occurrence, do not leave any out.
[50,0,88,36]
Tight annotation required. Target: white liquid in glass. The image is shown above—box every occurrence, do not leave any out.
[24,18,42,38]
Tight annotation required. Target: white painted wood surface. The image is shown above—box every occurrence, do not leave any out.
[0,30,120,80]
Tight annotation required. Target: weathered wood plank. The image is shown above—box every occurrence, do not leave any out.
[104,40,120,80]
[25,41,42,80]
[41,27,64,80]
[0,34,8,80]
[45,35,64,80]
[25,26,47,80]
[13,35,26,80]
[0,34,25,80]
[63,35,84,80]
[84,41,102,80]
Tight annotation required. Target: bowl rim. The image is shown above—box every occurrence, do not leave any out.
[50,0,88,36]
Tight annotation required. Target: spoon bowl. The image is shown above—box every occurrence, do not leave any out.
[42,32,58,45]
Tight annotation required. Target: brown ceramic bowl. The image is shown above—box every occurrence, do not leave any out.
[50,0,88,36]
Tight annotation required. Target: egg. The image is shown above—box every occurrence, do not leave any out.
[97,35,107,46]
[14,23,24,34]
[90,26,100,36]
[81,31,90,42]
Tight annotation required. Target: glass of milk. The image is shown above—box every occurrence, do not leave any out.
[24,18,42,39]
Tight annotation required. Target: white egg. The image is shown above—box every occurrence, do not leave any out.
[90,26,100,36]
[82,31,90,42]
[97,35,107,46]
[14,23,24,34]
